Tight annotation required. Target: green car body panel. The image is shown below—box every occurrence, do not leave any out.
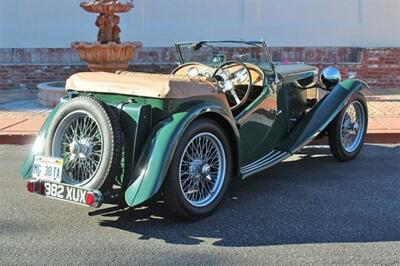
[20,93,240,207]
[20,75,367,207]
[124,101,240,206]
[122,75,366,206]
[20,41,369,210]
[277,79,368,153]
[19,103,62,179]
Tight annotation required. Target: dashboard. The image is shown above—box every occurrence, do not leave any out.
[172,63,214,78]
[172,62,265,87]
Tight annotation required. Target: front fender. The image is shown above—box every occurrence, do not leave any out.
[124,102,238,207]
[277,79,368,153]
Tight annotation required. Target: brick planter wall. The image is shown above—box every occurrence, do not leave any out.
[0,47,399,90]
[0,65,87,90]
[0,64,176,91]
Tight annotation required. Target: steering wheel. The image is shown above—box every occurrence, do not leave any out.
[213,61,252,111]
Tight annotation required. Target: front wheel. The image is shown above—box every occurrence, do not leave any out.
[328,92,368,162]
[165,119,232,220]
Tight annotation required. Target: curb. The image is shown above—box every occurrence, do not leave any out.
[0,135,37,145]
[310,133,400,146]
[365,132,400,144]
[1,132,399,146]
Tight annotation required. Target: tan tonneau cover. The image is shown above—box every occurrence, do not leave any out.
[66,71,217,99]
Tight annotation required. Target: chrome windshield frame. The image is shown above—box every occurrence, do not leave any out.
[175,40,278,83]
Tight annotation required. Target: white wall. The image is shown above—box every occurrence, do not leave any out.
[0,0,399,48]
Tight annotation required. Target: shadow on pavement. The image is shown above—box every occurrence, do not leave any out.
[98,144,400,247]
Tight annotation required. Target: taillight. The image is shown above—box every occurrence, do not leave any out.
[27,181,34,192]
[85,191,102,208]
[85,192,95,205]
[27,180,44,194]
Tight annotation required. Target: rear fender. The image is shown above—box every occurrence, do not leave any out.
[124,103,239,207]
[19,103,62,179]
[277,79,368,153]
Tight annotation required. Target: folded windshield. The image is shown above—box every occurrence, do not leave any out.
[176,41,273,69]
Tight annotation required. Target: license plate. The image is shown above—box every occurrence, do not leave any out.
[32,155,63,182]
[42,181,92,206]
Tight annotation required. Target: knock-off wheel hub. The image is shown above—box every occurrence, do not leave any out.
[69,140,92,159]
[189,160,212,178]
[352,121,359,131]
[69,141,80,155]
[201,164,211,176]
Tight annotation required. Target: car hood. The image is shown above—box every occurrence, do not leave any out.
[274,64,318,77]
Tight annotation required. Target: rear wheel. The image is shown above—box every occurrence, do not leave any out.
[44,96,122,191]
[165,119,232,220]
[328,93,368,162]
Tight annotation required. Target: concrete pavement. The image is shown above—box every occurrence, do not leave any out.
[1,144,399,265]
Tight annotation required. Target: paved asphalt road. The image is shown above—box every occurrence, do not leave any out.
[1,144,399,265]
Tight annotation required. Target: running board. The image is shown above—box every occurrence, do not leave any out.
[240,150,290,178]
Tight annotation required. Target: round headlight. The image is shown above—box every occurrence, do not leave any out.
[320,66,341,89]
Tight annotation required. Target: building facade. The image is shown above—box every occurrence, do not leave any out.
[1,0,399,90]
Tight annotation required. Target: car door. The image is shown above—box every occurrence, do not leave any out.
[236,81,284,166]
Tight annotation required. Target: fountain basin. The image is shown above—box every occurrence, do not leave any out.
[80,1,133,14]
[37,81,66,108]
[72,41,142,72]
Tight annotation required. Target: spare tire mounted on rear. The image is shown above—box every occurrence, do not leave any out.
[44,96,122,191]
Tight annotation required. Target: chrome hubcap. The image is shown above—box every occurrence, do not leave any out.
[52,110,103,186]
[179,132,226,207]
[69,141,80,155]
[340,101,366,153]
[202,164,211,177]
[69,139,92,159]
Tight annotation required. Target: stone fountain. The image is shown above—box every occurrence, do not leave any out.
[38,0,142,108]
[72,0,142,72]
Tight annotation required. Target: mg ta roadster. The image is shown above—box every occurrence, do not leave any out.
[21,41,368,219]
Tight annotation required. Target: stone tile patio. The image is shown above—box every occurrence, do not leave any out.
[0,88,399,144]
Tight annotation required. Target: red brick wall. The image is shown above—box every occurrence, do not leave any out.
[271,48,400,89]
[0,65,87,90]
[0,47,398,90]
[328,49,400,90]
[0,64,175,90]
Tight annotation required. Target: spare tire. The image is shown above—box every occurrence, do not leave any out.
[44,96,122,191]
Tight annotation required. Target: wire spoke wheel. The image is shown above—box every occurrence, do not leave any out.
[179,132,226,208]
[339,101,366,153]
[44,96,122,191]
[328,93,368,162]
[52,110,104,186]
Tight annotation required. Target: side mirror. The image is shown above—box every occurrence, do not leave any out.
[320,66,341,89]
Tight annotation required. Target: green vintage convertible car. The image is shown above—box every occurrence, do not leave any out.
[21,40,368,219]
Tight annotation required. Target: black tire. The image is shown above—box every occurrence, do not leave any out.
[328,92,368,162]
[165,119,232,220]
[44,96,122,191]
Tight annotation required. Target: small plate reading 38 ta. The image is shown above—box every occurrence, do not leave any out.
[32,155,63,183]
